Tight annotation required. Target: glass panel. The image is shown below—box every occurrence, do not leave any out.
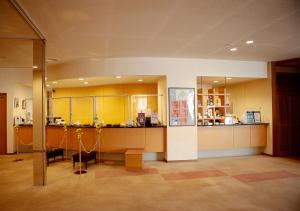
[96,96,127,125]
[52,98,70,123]
[72,97,93,125]
[131,95,159,125]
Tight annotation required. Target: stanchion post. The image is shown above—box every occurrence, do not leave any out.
[75,128,86,174]
[63,123,68,160]
[96,124,101,165]
[14,125,23,162]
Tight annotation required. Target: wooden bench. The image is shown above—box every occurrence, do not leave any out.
[72,151,97,169]
[125,149,144,170]
[46,148,64,165]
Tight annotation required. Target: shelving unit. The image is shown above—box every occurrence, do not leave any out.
[197,86,231,125]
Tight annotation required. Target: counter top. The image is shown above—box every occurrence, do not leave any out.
[32,124,167,128]
[197,123,269,127]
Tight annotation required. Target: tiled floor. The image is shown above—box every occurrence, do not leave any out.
[0,154,300,211]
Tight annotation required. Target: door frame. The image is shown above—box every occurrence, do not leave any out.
[272,58,300,156]
[0,93,7,155]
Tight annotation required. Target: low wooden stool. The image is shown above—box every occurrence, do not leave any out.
[46,147,64,166]
[72,151,96,169]
[125,149,144,170]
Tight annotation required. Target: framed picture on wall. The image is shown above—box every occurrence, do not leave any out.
[14,97,19,108]
[168,87,195,126]
[22,99,26,110]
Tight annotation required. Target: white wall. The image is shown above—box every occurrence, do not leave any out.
[47,58,267,80]
[166,73,198,160]
[47,57,268,161]
[0,68,32,153]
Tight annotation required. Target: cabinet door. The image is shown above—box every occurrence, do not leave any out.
[125,128,145,149]
[100,128,125,152]
[198,126,234,150]
[46,126,64,148]
[145,128,164,152]
[234,125,250,148]
[250,125,267,147]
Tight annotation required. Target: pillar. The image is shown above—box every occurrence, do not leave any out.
[32,39,47,185]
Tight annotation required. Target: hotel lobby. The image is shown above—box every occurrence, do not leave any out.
[0,0,300,210]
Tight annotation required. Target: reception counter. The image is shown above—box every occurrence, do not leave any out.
[15,125,166,153]
[15,123,267,159]
[47,125,166,153]
[197,123,268,150]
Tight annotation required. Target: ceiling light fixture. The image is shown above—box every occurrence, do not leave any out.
[115,76,122,79]
[52,81,57,84]
[230,48,237,51]
[84,81,89,85]
[226,77,232,80]
[33,65,38,69]
[138,79,143,82]
[78,78,84,81]
[246,40,254,44]
[213,80,219,83]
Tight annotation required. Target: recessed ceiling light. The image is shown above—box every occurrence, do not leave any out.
[226,77,232,80]
[138,79,143,82]
[46,84,50,87]
[52,81,57,84]
[78,78,84,81]
[246,40,254,44]
[84,81,89,85]
[33,65,38,69]
[115,76,122,79]
[230,48,237,51]
[213,80,219,83]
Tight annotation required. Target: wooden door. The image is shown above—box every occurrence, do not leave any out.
[291,94,300,156]
[276,94,292,156]
[0,93,7,154]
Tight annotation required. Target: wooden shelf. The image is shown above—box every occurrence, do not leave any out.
[197,87,230,125]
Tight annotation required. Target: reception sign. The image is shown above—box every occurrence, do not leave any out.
[168,88,195,126]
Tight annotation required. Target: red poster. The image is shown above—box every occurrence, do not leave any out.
[180,101,187,109]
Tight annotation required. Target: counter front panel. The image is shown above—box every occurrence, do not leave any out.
[198,124,268,150]
[45,126,166,153]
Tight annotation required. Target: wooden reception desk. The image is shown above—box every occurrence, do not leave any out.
[198,124,268,150]
[15,125,166,153]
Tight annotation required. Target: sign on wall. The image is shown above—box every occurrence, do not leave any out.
[168,87,195,126]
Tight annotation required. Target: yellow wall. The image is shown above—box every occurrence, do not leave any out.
[158,76,167,125]
[227,71,273,155]
[52,84,158,124]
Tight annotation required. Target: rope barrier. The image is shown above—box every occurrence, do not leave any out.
[58,124,68,148]
[78,126,102,154]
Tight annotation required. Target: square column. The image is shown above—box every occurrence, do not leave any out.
[32,39,47,185]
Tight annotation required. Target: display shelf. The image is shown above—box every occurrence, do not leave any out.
[197,87,231,125]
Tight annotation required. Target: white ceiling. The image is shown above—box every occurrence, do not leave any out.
[0,0,36,68]
[0,0,38,39]
[3,0,300,65]
[46,75,161,89]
